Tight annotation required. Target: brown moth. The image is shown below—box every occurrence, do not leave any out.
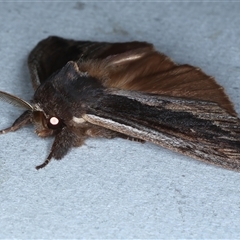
[0,36,240,170]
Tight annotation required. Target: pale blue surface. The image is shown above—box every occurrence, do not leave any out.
[1,2,240,239]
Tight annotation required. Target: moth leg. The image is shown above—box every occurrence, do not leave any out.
[85,126,120,139]
[35,151,53,170]
[36,127,75,170]
[0,110,32,134]
[118,133,145,143]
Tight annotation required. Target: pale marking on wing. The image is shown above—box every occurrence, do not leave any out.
[72,116,86,124]
[83,114,189,148]
[111,54,144,65]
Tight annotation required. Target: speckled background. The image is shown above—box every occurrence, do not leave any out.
[1,2,240,238]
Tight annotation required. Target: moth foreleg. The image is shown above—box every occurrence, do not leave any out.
[35,151,53,170]
[36,127,77,170]
[0,110,32,134]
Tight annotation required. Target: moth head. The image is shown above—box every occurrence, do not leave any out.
[32,107,65,137]
[0,90,65,137]
[0,62,101,139]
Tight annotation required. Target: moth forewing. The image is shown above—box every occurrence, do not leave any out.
[83,89,240,171]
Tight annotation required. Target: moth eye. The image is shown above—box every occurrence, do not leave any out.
[47,116,63,129]
[50,117,59,125]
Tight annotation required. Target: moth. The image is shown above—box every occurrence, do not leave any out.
[0,36,240,171]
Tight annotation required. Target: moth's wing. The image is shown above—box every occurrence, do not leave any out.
[81,49,237,117]
[83,90,240,171]
[28,36,153,90]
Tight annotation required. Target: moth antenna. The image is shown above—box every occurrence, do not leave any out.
[35,152,53,170]
[0,90,33,110]
[0,110,32,134]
